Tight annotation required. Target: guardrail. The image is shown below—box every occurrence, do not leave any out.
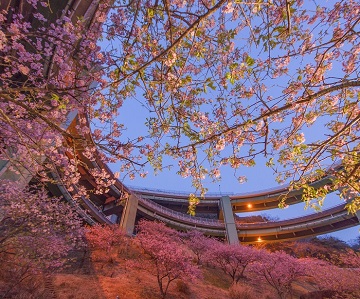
[128,185,233,196]
[50,170,112,225]
[135,192,225,228]
[277,211,349,232]
[235,203,349,229]
[140,193,219,204]
[127,161,343,199]
[137,191,352,232]
[141,210,226,235]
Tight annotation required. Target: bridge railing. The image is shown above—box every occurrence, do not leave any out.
[128,185,232,197]
[235,203,348,229]
[148,213,226,235]
[134,188,350,231]
[277,211,350,232]
[140,194,219,204]
[135,192,225,228]
[128,162,343,200]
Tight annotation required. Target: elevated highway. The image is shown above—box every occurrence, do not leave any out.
[128,168,338,215]
[53,116,359,243]
[1,1,358,244]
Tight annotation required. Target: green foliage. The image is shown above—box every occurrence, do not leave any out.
[345,196,360,214]
[301,184,329,211]
[188,193,200,216]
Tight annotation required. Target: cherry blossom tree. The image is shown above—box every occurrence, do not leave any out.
[0,0,120,197]
[85,224,126,253]
[93,0,360,212]
[261,237,352,264]
[252,251,306,299]
[303,257,360,297]
[0,181,84,297]
[296,237,352,266]
[0,3,115,293]
[2,0,360,213]
[0,5,359,298]
[206,241,261,284]
[133,220,199,299]
[338,249,360,268]
[181,229,219,265]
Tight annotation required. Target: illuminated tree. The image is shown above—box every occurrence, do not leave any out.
[206,241,261,284]
[133,220,199,299]
[304,258,360,297]
[336,249,360,268]
[0,181,84,297]
[262,237,352,265]
[85,224,126,253]
[2,1,360,212]
[182,229,218,265]
[253,251,306,299]
[95,0,360,212]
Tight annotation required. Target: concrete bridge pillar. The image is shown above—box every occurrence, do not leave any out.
[119,194,138,236]
[220,196,239,245]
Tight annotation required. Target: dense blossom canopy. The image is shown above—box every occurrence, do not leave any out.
[100,0,360,208]
[134,220,199,298]
[0,0,359,211]
[2,1,359,297]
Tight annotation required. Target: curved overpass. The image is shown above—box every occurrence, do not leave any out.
[128,167,339,215]
[133,192,358,243]
[1,0,356,244]
[56,116,359,243]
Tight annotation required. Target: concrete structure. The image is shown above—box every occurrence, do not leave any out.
[39,113,358,243]
[220,196,239,245]
[2,0,359,244]
[0,0,100,186]
[64,134,359,243]
[120,195,139,235]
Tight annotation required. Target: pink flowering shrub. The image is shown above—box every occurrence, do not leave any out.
[0,181,84,297]
[133,220,200,298]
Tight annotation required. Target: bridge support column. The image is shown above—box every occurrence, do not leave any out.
[220,196,239,245]
[120,194,138,236]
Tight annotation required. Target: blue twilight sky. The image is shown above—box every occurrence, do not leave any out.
[102,1,360,243]
[108,97,360,243]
